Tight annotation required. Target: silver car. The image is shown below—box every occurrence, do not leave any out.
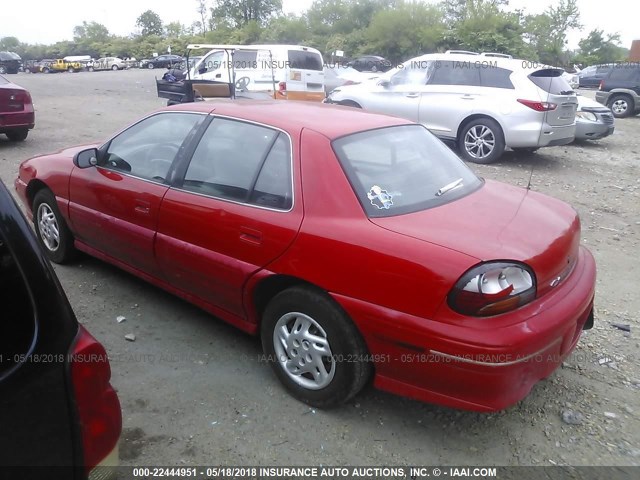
[325,52,578,163]
[575,95,615,141]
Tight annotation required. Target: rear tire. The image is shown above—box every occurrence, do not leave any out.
[6,129,29,141]
[261,287,372,408]
[608,94,633,118]
[147,63,154,69]
[67,66,75,73]
[112,64,119,71]
[458,118,505,164]
[32,189,76,264]
[0,66,6,74]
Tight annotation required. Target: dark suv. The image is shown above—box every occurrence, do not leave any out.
[595,62,640,118]
[0,180,121,479]
[0,51,23,74]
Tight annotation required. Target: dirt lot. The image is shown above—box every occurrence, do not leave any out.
[0,69,638,469]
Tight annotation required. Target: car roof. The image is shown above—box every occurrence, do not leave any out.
[166,100,410,139]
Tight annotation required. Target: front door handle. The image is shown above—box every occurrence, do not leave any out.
[461,94,475,100]
[405,93,419,98]
[134,201,150,215]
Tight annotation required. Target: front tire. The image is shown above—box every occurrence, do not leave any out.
[67,66,75,73]
[261,287,372,408]
[147,63,154,69]
[458,118,505,164]
[6,129,29,141]
[0,66,6,74]
[32,189,76,264]
[112,64,119,71]
[608,94,634,118]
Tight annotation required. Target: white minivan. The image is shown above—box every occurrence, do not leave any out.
[190,44,325,102]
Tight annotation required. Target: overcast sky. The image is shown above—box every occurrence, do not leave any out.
[1,0,637,50]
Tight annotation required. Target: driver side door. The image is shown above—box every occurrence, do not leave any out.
[68,112,206,276]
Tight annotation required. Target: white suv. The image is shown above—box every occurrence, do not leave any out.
[325,52,578,163]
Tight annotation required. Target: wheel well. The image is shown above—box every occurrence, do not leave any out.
[253,275,320,322]
[338,100,362,108]
[457,114,504,142]
[26,180,49,208]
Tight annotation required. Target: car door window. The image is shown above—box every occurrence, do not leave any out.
[249,133,293,210]
[429,60,481,86]
[103,113,204,182]
[182,118,289,205]
[201,51,224,72]
[480,67,514,89]
[391,62,431,85]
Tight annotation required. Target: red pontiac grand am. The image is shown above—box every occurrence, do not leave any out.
[15,101,596,411]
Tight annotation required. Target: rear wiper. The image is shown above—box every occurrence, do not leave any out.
[436,178,463,197]
[560,90,575,95]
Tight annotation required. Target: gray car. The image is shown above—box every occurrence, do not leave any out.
[325,52,578,164]
[575,95,614,141]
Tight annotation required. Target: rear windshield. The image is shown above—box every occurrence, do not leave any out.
[528,69,573,94]
[0,52,21,61]
[288,50,323,71]
[332,125,481,217]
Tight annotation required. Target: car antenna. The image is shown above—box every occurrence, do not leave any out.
[526,162,535,190]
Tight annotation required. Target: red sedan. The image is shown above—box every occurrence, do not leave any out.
[0,74,34,141]
[15,101,596,411]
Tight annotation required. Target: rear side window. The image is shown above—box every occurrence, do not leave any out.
[481,67,514,89]
[528,70,573,94]
[429,61,481,86]
[233,50,258,69]
[0,234,36,379]
[183,118,293,209]
[288,50,323,71]
[609,65,640,81]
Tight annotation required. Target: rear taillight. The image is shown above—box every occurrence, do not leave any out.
[517,99,557,112]
[278,81,287,93]
[0,89,28,111]
[70,325,122,475]
[599,80,603,90]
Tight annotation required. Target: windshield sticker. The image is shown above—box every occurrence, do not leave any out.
[367,185,394,210]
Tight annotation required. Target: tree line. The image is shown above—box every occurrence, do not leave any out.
[0,0,629,67]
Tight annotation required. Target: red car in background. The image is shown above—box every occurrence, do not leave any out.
[15,101,596,412]
[0,74,34,141]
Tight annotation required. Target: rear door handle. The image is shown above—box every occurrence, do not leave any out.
[405,93,419,98]
[461,94,475,100]
[240,227,262,245]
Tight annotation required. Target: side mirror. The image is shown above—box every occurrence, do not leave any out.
[377,80,391,88]
[74,148,98,169]
[198,65,207,75]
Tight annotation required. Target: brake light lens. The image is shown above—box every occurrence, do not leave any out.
[278,81,287,92]
[70,325,122,475]
[0,89,29,111]
[599,80,603,90]
[448,262,537,316]
[517,99,557,111]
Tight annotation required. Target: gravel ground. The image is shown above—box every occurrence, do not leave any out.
[0,69,638,468]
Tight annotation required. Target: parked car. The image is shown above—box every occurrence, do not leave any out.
[0,179,122,478]
[15,101,596,412]
[23,59,51,74]
[575,95,615,140]
[578,64,613,88]
[595,62,640,118]
[0,74,35,141]
[88,57,126,71]
[326,52,578,163]
[0,51,22,74]
[141,55,184,69]
[347,55,393,72]
[324,65,379,94]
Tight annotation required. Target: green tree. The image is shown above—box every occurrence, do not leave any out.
[0,36,21,51]
[575,29,628,66]
[524,0,580,64]
[210,0,282,28]
[136,10,164,37]
[73,21,110,43]
[444,1,527,56]
[197,0,209,34]
[365,2,445,63]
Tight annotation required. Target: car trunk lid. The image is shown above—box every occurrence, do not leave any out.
[528,68,578,127]
[370,180,581,297]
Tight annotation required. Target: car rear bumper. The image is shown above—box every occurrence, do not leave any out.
[505,122,576,148]
[332,245,596,411]
[0,111,35,132]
